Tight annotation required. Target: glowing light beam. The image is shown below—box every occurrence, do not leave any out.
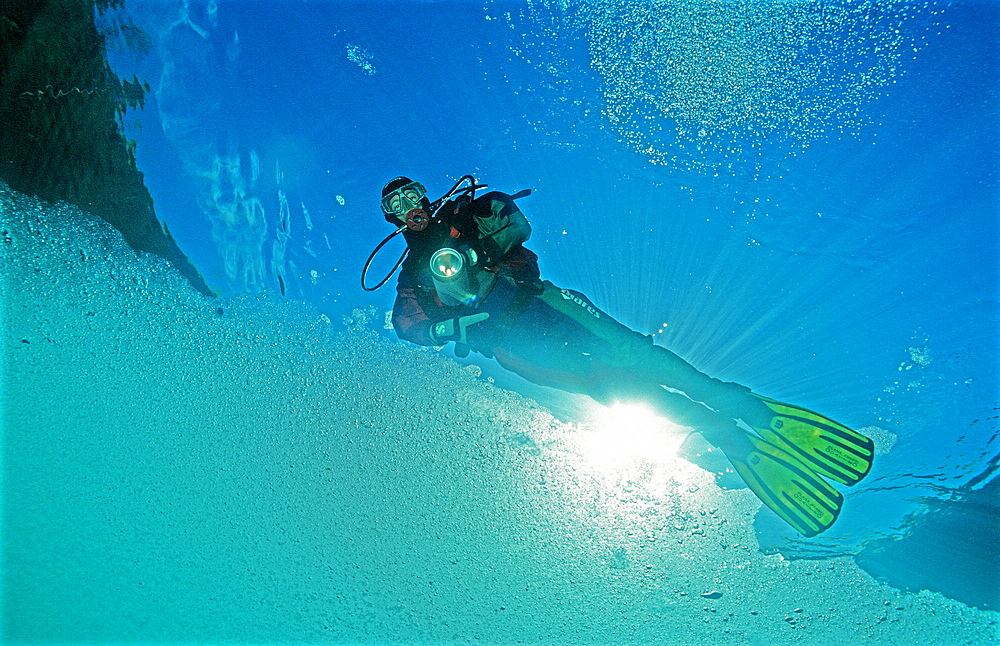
[580,402,688,474]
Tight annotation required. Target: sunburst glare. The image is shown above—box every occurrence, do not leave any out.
[580,402,689,475]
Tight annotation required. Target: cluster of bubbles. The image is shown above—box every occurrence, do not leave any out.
[502,0,937,174]
[346,44,376,75]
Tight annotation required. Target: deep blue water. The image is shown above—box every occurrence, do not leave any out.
[95,0,997,621]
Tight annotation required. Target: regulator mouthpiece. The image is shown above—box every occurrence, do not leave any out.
[406,208,429,231]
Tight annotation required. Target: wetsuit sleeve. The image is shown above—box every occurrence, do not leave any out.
[391,284,437,346]
[474,192,531,264]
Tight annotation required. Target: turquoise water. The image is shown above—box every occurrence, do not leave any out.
[4,0,999,643]
[3,182,995,644]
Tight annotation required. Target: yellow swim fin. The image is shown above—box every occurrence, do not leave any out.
[750,395,874,486]
[711,426,844,537]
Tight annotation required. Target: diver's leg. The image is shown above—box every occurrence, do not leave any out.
[579,328,771,426]
[490,320,746,452]
[605,378,718,430]
[636,346,773,425]
[534,283,771,425]
[600,377,751,454]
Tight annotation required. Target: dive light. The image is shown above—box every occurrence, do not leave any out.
[429,247,494,307]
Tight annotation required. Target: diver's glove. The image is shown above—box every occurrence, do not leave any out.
[451,193,474,214]
[447,240,495,269]
[428,312,491,350]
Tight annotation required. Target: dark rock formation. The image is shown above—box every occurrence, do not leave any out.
[0,0,213,296]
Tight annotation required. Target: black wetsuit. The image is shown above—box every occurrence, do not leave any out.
[391,190,764,433]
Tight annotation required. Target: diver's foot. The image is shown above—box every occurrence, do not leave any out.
[703,382,773,427]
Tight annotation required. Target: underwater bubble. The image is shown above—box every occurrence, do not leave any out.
[507,0,931,174]
[860,425,897,456]
[908,346,932,366]
[346,44,376,75]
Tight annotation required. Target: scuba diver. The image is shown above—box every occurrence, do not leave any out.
[363,175,875,537]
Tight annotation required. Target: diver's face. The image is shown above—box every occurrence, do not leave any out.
[383,182,427,223]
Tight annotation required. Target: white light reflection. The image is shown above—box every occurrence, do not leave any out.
[580,402,688,475]
[524,401,730,559]
[560,401,721,547]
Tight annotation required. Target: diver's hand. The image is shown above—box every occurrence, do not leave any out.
[453,242,484,267]
[428,312,490,345]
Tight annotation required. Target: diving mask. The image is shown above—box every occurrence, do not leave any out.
[381,180,429,229]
